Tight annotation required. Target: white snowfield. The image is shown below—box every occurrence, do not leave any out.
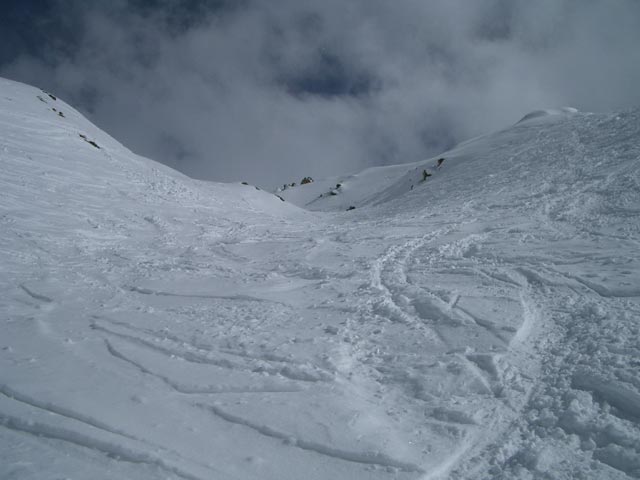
[1,76,639,480]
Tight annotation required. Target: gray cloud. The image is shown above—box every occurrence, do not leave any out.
[3,0,640,187]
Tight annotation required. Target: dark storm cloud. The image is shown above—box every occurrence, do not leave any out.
[3,1,640,188]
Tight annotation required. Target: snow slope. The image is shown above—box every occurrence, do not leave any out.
[1,76,640,479]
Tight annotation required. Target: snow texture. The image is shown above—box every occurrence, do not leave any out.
[1,77,639,479]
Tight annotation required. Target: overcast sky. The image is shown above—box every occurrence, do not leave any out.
[2,0,640,188]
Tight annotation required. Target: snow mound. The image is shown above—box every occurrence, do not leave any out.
[517,107,579,124]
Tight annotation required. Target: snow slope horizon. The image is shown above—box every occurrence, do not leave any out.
[2,76,640,479]
[278,107,582,212]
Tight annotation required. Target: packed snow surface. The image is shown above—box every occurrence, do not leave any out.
[1,77,640,479]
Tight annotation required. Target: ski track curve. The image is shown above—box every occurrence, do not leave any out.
[344,219,551,478]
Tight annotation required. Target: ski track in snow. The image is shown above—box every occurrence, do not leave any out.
[2,78,640,479]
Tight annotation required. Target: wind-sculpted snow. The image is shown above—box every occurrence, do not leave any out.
[1,77,640,479]
[516,107,579,124]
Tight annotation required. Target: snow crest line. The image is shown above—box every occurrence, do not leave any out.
[103,339,303,395]
[0,386,228,480]
[197,402,426,473]
[124,284,287,305]
[95,314,304,366]
[19,284,53,303]
[0,413,209,480]
[94,321,332,383]
[0,384,135,440]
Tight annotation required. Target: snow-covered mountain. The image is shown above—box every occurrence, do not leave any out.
[1,76,639,480]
